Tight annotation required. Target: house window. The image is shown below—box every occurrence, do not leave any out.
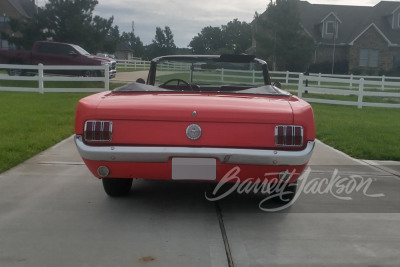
[0,16,10,29]
[359,49,379,67]
[323,21,338,39]
[326,21,334,34]
[1,40,9,49]
[393,54,400,69]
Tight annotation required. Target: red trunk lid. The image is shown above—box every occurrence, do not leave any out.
[81,92,294,148]
[95,92,293,124]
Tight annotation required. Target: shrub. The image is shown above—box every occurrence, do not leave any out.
[308,60,348,74]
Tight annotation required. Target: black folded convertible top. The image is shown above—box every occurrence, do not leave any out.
[113,82,291,96]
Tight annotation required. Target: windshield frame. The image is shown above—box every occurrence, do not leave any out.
[147,55,271,87]
[112,54,290,96]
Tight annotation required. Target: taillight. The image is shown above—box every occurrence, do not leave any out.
[275,125,303,147]
[84,121,113,142]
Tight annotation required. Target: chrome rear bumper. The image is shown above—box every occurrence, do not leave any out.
[75,135,315,166]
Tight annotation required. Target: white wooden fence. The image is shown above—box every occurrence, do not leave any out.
[117,60,151,70]
[1,62,400,108]
[270,71,400,91]
[296,73,400,109]
[0,63,109,93]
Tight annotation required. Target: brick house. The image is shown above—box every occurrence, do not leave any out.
[0,0,37,50]
[254,0,400,74]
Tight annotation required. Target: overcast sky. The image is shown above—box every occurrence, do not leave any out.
[38,0,384,47]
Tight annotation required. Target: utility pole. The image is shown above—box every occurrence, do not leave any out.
[331,20,337,74]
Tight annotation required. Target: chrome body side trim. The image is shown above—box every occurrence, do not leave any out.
[75,135,315,166]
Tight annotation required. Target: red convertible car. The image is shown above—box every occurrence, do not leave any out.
[75,55,315,202]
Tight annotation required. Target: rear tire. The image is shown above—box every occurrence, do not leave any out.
[102,178,133,197]
[83,70,101,77]
[7,61,24,76]
[8,69,23,76]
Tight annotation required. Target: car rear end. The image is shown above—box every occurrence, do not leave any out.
[75,92,315,183]
[74,55,315,198]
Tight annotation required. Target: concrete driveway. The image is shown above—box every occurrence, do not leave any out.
[0,137,399,266]
[113,71,149,83]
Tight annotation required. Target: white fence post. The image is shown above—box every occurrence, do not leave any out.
[381,75,385,91]
[350,74,353,90]
[105,65,109,91]
[286,71,289,85]
[38,64,44,94]
[318,73,322,87]
[298,73,304,98]
[358,78,364,109]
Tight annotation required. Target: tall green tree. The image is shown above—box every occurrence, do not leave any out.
[254,0,313,71]
[189,19,252,55]
[146,26,176,58]
[9,0,117,53]
[189,26,223,54]
[222,19,252,54]
[120,31,144,57]
[163,26,175,51]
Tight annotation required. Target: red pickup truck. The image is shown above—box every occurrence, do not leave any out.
[0,41,116,78]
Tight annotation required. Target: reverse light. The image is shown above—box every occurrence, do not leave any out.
[84,121,113,142]
[97,166,110,177]
[275,125,303,147]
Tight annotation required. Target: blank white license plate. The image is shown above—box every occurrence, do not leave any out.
[172,158,216,180]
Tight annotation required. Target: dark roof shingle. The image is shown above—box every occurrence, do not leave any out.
[297,0,400,46]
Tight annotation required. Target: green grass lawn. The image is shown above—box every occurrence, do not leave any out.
[0,83,124,174]
[0,89,399,174]
[155,71,265,86]
[0,92,91,173]
[301,92,400,104]
[312,103,400,160]
[0,80,108,90]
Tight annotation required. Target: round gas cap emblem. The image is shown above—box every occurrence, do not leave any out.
[186,124,202,140]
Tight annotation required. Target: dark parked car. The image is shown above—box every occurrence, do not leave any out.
[0,41,116,78]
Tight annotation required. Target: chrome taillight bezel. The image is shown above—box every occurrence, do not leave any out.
[275,125,303,147]
[84,120,113,142]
